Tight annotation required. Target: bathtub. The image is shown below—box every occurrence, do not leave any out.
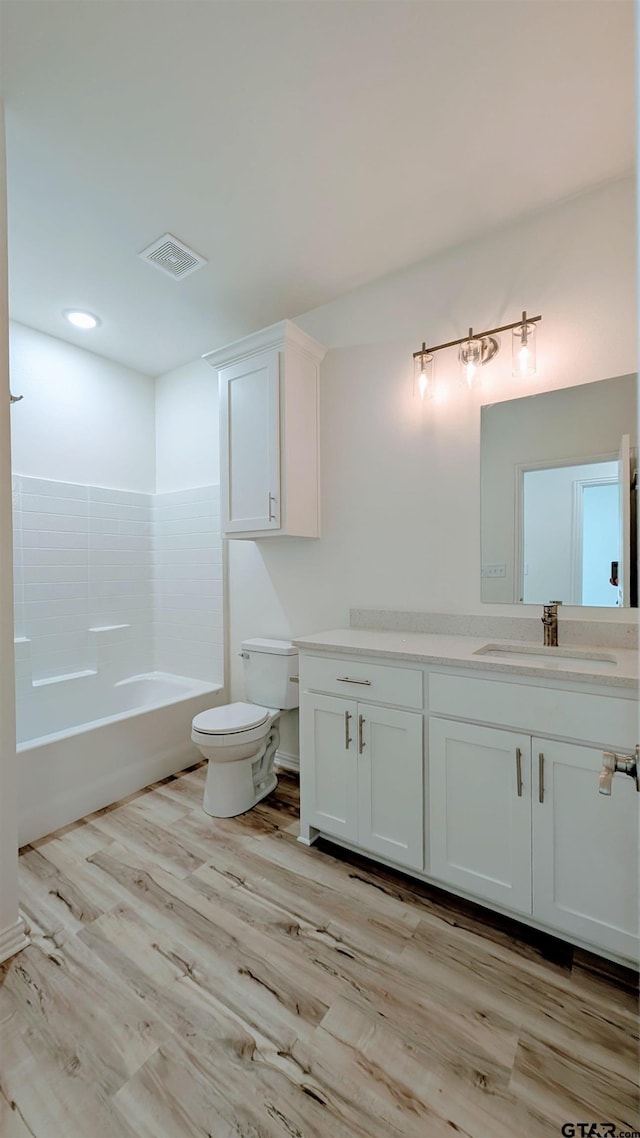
[17,671,224,846]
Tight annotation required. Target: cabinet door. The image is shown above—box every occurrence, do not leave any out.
[357,705,423,870]
[219,349,280,534]
[533,739,639,959]
[300,693,358,841]
[429,718,532,914]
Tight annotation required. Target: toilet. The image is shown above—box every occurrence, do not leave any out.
[191,638,298,818]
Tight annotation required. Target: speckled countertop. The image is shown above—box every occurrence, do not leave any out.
[292,629,639,690]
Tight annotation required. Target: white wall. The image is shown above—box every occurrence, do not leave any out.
[226,177,638,700]
[155,358,219,493]
[9,322,156,492]
[0,102,28,961]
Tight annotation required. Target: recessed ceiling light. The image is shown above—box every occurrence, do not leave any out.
[63,309,101,330]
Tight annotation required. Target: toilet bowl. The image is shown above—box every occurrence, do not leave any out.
[191,638,298,818]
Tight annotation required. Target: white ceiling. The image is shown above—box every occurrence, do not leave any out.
[1,1,635,377]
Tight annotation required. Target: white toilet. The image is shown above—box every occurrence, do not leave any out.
[191,638,299,818]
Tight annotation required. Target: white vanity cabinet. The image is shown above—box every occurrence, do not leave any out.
[428,719,533,915]
[297,640,639,964]
[428,672,639,961]
[532,739,639,960]
[204,320,326,539]
[299,657,424,870]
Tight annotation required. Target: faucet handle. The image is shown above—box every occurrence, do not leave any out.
[598,747,640,795]
[598,751,616,795]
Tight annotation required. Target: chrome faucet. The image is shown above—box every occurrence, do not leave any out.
[541,602,559,646]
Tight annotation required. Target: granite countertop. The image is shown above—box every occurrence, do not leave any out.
[292,628,639,690]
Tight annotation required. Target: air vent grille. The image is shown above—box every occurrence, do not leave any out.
[138,233,207,279]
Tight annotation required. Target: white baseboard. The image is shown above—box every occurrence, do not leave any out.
[275,749,299,774]
[0,916,30,964]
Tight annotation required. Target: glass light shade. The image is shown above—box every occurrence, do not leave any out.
[458,337,483,389]
[413,351,434,400]
[512,321,536,379]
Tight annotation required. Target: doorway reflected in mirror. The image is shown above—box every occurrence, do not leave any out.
[481,375,638,608]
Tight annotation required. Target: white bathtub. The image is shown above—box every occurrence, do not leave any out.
[17,672,224,845]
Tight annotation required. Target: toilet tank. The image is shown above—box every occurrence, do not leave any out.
[242,638,299,710]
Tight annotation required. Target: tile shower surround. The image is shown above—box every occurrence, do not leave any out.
[12,477,223,700]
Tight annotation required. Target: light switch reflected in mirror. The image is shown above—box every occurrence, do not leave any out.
[480,375,638,609]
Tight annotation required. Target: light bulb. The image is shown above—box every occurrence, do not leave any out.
[414,350,434,400]
[512,315,536,378]
[465,362,478,388]
[517,345,530,376]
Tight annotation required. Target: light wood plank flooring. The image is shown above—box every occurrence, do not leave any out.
[1,764,638,1138]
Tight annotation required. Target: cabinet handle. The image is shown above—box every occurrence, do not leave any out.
[344,711,352,750]
[538,752,544,803]
[268,492,277,522]
[337,677,372,686]
[358,714,365,754]
[515,747,523,797]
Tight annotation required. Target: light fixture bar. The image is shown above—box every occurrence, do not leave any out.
[414,313,542,359]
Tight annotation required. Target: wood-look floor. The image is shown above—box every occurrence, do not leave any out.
[1,765,638,1138]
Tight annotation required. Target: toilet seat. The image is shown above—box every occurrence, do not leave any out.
[192,701,271,737]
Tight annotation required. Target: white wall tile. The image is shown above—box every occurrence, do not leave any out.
[12,477,223,694]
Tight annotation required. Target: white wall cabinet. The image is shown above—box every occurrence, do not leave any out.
[298,648,639,964]
[429,719,533,915]
[300,688,424,871]
[204,320,326,539]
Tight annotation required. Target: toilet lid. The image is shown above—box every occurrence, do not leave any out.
[192,701,270,736]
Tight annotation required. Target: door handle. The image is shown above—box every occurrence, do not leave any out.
[515,747,523,797]
[344,711,352,750]
[358,714,365,754]
[538,752,544,804]
[268,492,277,522]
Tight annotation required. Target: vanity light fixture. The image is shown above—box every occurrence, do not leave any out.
[413,311,541,396]
[63,309,101,330]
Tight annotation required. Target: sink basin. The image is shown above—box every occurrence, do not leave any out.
[473,644,618,671]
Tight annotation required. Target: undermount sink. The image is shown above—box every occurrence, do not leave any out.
[473,644,618,671]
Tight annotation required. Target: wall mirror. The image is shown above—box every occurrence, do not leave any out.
[480,374,638,608]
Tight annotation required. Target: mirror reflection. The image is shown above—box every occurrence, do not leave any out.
[480,375,638,608]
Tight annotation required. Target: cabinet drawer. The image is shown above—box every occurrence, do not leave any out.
[429,672,637,750]
[301,654,423,710]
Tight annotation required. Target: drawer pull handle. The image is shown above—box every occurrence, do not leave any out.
[344,711,352,750]
[337,677,372,686]
[358,714,365,754]
[515,747,523,797]
[538,752,544,804]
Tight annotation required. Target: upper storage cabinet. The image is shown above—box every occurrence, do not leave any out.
[204,320,326,539]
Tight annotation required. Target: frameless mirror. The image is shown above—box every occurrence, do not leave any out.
[480,374,638,607]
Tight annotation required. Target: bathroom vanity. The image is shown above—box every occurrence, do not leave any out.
[294,627,639,965]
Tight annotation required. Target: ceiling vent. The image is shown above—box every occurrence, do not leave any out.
[138,233,207,280]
